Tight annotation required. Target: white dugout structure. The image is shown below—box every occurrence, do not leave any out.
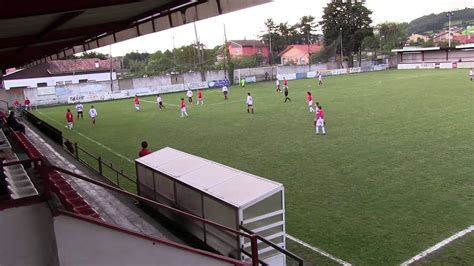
[135,147,286,265]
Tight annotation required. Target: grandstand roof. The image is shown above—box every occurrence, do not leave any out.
[0,0,271,72]
[391,47,441,53]
[456,43,474,49]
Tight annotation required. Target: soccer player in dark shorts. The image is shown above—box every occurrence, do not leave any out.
[284,85,291,102]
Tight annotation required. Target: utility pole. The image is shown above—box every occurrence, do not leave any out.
[223,24,227,79]
[446,11,454,48]
[340,27,344,68]
[268,28,272,66]
[307,31,311,72]
[172,36,176,73]
[193,22,204,81]
[109,45,113,91]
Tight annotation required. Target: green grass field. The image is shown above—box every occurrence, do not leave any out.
[33,69,474,265]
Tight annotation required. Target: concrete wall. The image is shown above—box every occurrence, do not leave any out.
[0,203,59,266]
[182,72,202,84]
[132,75,171,89]
[23,80,119,106]
[54,215,236,266]
[205,70,226,81]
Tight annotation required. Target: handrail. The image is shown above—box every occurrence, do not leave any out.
[241,225,304,266]
[49,163,260,266]
[68,139,137,188]
[240,249,268,266]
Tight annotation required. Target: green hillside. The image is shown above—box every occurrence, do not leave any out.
[407,8,474,35]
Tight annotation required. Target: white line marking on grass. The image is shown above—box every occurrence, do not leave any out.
[141,99,241,106]
[37,111,134,164]
[141,100,179,107]
[286,234,352,266]
[400,225,474,266]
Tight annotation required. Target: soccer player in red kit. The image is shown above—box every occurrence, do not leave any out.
[65,109,74,129]
[306,92,314,113]
[13,99,20,111]
[24,98,31,110]
[315,105,326,135]
[283,77,288,87]
[197,89,204,105]
[180,98,188,117]
[134,95,140,111]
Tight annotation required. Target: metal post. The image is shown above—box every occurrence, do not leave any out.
[250,234,259,266]
[307,32,311,72]
[109,45,113,91]
[446,12,454,48]
[269,31,272,66]
[98,156,103,176]
[340,27,343,68]
[74,142,79,159]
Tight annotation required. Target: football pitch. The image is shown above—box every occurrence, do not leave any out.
[33,69,473,265]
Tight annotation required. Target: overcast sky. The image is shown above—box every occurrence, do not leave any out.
[92,0,473,56]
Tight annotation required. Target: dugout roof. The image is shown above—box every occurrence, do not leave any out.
[136,147,283,208]
[0,0,270,72]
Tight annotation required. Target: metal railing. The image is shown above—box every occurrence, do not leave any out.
[44,157,261,266]
[21,110,136,192]
[241,225,304,266]
[65,139,137,192]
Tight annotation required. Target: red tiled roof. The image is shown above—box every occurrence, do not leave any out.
[48,59,120,74]
[453,34,474,45]
[278,44,322,56]
[3,58,120,80]
[230,40,267,47]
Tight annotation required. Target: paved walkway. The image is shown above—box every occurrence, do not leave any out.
[23,123,182,243]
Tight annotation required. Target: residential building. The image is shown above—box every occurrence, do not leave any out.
[453,34,474,45]
[279,44,323,65]
[408,33,430,43]
[227,40,270,64]
[2,58,120,90]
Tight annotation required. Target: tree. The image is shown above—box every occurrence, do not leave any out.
[259,16,319,64]
[80,51,108,60]
[311,41,337,63]
[295,16,319,45]
[378,22,408,52]
[123,51,150,69]
[320,0,373,67]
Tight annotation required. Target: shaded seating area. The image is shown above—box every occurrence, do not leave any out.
[1,111,101,220]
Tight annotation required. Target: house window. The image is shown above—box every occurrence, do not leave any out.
[79,79,88,83]
[56,81,64,86]
[65,81,73,85]
[37,82,47,87]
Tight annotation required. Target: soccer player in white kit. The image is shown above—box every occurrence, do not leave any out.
[318,73,323,86]
[186,89,193,104]
[89,106,98,126]
[246,93,254,114]
[156,95,165,110]
[76,102,84,119]
[276,79,281,92]
[222,86,229,100]
[315,105,326,135]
